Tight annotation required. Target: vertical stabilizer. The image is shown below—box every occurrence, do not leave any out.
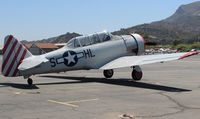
[2,35,32,77]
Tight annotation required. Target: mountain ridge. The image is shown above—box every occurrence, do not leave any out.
[23,1,200,45]
[113,1,200,44]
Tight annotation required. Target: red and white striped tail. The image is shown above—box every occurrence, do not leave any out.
[2,35,32,77]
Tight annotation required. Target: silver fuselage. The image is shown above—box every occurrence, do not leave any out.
[22,33,144,77]
[26,39,130,75]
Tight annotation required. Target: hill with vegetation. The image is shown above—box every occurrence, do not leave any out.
[21,32,81,44]
[22,1,200,45]
[113,1,200,45]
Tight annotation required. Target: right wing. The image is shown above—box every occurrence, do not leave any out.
[100,52,198,70]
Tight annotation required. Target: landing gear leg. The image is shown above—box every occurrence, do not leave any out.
[27,78,33,86]
[132,66,143,81]
[103,69,114,78]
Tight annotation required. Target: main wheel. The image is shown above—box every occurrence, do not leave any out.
[27,78,33,86]
[132,66,143,81]
[103,69,114,78]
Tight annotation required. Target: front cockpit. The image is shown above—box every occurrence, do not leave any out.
[66,31,113,48]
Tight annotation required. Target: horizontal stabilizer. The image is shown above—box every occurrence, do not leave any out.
[18,56,49,71]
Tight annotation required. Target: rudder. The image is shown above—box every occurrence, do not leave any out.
[2,35,32,77]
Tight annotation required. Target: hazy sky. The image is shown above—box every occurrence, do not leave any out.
[0,0,198,45]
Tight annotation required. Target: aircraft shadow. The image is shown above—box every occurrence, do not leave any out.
[0,83,39,89]
[38,75,191,92]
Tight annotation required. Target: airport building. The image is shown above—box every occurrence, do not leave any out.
[54,43,67,48]
[24,43,59,55]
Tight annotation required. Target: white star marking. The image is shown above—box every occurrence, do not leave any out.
[64,51,76,65]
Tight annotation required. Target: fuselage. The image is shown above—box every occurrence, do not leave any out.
[22,32,145,77]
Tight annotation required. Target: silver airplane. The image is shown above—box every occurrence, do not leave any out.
[1,31,198,85]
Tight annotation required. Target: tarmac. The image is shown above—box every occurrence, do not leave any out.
[0,55,200,119]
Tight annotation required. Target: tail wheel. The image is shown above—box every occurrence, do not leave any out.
[103,69,114,78]
[27,78,33,86]
[132,66,143,81]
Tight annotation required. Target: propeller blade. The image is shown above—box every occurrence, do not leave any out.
[145,42,157,46]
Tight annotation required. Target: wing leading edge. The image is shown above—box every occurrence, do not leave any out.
[100,52,198,70]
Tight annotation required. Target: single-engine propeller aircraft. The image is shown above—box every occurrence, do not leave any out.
[1,31,198,85]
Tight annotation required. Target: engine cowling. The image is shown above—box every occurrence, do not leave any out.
[121,33,145,55]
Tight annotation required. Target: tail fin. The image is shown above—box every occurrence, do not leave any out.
[1,35,32,77]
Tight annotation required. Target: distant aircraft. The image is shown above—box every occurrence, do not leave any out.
[1,31,198,85]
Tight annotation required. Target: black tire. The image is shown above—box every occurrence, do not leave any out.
[103,69,114,78]
[132,70,143,81]
[27,78,33,86]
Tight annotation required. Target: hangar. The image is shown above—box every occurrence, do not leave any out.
[24,43,59,55]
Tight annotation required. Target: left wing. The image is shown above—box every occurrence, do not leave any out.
[100,52,198,70]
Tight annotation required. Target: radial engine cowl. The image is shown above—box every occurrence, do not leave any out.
[121,33,145,55]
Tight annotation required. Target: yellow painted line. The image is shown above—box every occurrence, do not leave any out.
[14,92,22,95]
[48,98,99,108]
[66,98,99,103]
[48,100,79,108]
[14,92,26,95]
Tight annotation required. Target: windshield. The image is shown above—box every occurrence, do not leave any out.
[66,31,112,48]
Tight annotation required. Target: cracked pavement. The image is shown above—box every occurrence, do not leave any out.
[0,55,200,119]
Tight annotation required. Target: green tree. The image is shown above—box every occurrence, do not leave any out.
[172,39,181,46]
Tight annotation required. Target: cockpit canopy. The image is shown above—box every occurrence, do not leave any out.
[66,31,113,48]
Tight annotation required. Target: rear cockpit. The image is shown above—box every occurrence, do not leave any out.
[66,31,113,48]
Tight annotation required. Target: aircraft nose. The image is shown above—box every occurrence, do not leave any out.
[138,34,146,47]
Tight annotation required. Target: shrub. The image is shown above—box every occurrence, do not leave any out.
[176,44,192,52]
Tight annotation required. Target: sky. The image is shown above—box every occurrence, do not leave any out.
[0,0,199,45]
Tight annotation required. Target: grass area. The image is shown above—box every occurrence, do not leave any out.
[146,42,200,52]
